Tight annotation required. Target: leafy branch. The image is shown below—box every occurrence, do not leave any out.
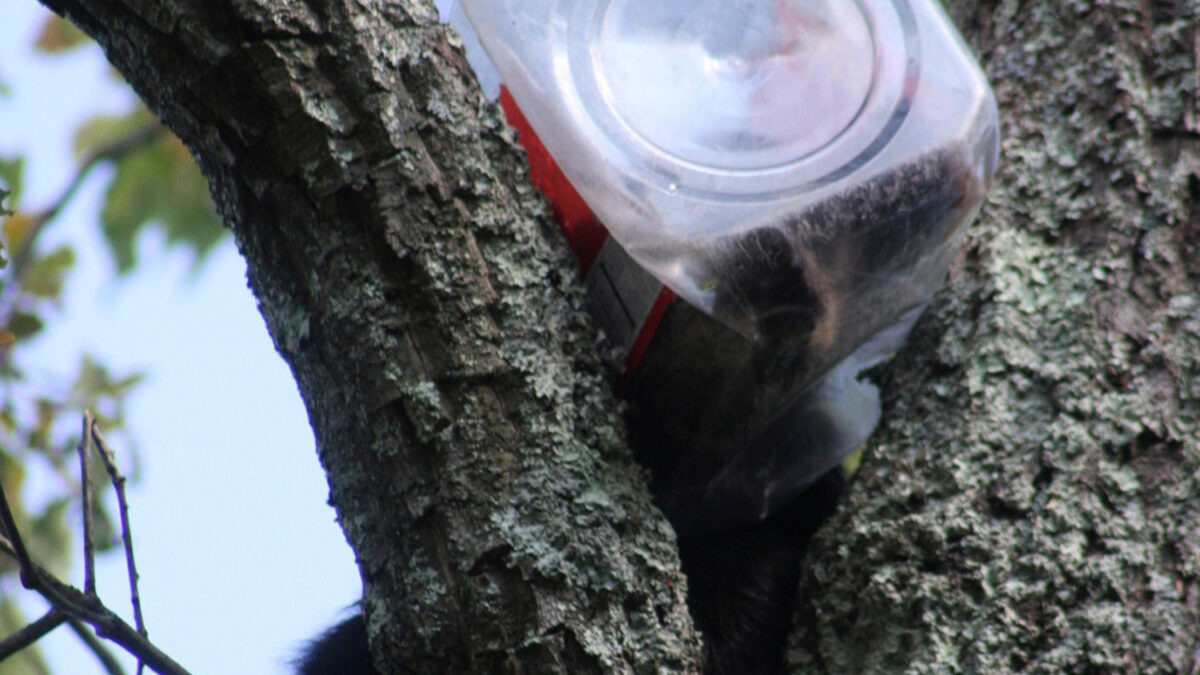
[0,121,163,326]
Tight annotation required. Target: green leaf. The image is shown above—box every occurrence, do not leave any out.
[27,398,58,453]
[0,403,15,433]
[7,311,44,340]
[21,246,74,299]
[0,156,24,207]
[3,213,33,253]
[72,107,158,162]
[73,355,144,403]
[0,450,25,498]
[91,505,120,553]
[34,14,89,53]
[29,497,73,574]
[111,371,147,392]
[73,356,108,397]
[100,133,224,273]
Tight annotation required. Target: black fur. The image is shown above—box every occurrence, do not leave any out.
[680,467,844,674]
[294,611,380,675]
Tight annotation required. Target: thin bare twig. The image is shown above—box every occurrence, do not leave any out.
[0,531,17,557]
[68,619,129,675]
[80,411,98,595]
[0,467,37,590]
[0,417,191,675]
[0,505,188,674]
[91,421,147,642]
[0,608,64,661]
[11,546,186,673]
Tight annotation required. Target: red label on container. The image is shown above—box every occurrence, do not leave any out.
[498,86,667,385]
[498,89,608,273]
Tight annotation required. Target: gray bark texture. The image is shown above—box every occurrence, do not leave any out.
[788,1,1200,673]
[35,0,701,672]
[32,0,1200,673]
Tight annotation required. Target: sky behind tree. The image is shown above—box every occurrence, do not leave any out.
[2,4,361,672]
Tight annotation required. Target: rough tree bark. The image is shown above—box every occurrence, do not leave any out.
[789,2,1200,673]
[35,0,701,672]
[33,0,1200,673]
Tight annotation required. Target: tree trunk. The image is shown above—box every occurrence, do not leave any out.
[35,0,700,671]
[789,2,1200,672]
[34,0,1200,673]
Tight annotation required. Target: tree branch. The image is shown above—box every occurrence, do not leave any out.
[0,470,37,590]
[0,508,187,675]
[90,417,148,648]
[79,412,97,595]
[6,122,161,283]
[0,414,189,675]
[68,618,130,675]
[0,608,64,661]
[788,3,1200,672]
[35,0,703,670]
[0,121,162,369]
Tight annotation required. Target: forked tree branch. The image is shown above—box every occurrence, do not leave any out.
[0,413,188,675]
[68,618,130,675]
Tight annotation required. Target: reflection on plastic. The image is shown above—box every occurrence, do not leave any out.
[593,0,876,170]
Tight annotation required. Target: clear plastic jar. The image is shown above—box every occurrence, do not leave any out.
[446,0,998,534]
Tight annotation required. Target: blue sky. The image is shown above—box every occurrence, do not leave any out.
[2,3,363,672]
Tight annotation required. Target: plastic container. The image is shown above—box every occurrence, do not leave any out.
[445,0,999,535]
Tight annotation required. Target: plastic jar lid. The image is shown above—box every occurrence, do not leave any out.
[560,0,919,200]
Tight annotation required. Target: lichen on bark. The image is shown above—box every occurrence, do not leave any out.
[37,0,702,671]
[789,3,1200,672]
